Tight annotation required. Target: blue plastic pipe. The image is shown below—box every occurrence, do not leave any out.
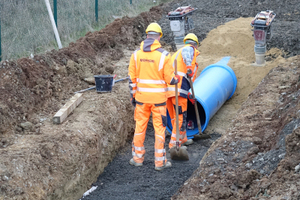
[167,57,237,139]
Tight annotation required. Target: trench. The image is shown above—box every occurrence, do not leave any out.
[78,16,288,200]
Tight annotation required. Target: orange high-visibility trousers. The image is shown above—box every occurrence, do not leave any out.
[132,102,168,167]
[167,96,188,149]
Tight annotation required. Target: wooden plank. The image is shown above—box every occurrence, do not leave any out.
[53,93,83,124]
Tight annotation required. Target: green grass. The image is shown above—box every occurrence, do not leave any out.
[0,0,172,61]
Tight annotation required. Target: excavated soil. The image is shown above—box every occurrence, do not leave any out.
[0,0,299,200]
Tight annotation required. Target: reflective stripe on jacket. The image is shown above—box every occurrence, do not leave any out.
[128,38,174,104]
[167,44,200,98]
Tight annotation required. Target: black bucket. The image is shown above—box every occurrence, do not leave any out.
[94,75,114,92]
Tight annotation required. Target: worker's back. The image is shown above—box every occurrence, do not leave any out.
[167,44,199,99]
[128,38,174,104]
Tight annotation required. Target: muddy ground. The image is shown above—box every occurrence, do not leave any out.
[0,0,299,200]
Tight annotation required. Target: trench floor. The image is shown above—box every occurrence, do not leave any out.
[80,122,220,200]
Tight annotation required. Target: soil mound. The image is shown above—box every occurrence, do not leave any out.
[0,5,163,140]
[0,5,166,200]
[172,56,300,200]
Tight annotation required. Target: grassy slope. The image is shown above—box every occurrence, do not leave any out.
[0,0,172,61]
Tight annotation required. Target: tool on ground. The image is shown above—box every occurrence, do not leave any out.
[74,76,129,93]
[170,60,189,161]
[187,69,211,140]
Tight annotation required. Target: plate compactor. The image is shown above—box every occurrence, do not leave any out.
[250,10,276,65]
[166,5,197,50]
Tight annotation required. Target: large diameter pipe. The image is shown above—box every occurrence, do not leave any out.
[45,0,62,49]
[167,57,237,138]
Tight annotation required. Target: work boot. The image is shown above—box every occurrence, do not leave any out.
[155,161,172,171]
[182,139,193,146]
[129,158,143,167]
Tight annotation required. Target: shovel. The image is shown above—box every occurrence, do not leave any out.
[170,60,189,161]
[187,69,210,140]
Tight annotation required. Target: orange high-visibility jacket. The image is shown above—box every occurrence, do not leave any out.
[128,38,174,104]
[167,44,200,98]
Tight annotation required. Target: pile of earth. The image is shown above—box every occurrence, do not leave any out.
[0,5,164,141]
[0,5,166,200]
[172,56,300,199]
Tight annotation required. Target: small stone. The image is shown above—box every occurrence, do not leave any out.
[252,137,262,145]
[84,77,96,84]
[20,121,33,130]
[15,126,23,132]
[295,164,300,172]
[278,153,285,159]
[259,157,264,162]
[245,163,252,168]
[2,176,9,181]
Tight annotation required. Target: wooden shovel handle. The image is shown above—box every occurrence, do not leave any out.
[187,69,202,135]
[175,60,180,150]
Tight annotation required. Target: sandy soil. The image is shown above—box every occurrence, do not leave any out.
[0,0,299,200]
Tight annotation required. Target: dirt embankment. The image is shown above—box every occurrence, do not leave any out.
[0,5,166,200]
[0,5,163,140]
[172,56,300,200]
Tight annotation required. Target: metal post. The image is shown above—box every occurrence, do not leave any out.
[45,0,62,49]
[95,0,98,22]
[0,18,2,62]
[130,0,132,4]
[54,0,57,26]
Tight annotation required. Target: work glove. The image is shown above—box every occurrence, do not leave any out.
[170,75,181,85]
[186,67,194,78]
[131,98,136,107]
[188,92,195,105]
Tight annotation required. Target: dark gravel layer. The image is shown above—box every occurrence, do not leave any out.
[80,121,220,200]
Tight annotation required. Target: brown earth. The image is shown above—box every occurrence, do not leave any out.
[172,55,300,200]
[0,6,163,200]
[0,1,300,200]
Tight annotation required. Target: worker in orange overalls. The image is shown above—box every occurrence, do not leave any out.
[167,33,200,150]
[128,23,180,171]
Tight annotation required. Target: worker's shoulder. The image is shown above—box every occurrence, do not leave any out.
[133,48,141,53]
[155,48,170,56]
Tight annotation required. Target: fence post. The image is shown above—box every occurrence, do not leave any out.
[45,0,62,49]
[0,17,2,62]
[95,0,98,22]
[54,0,57,26]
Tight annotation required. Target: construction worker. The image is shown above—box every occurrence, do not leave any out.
[167,33,200,150]
[128,23,180,171]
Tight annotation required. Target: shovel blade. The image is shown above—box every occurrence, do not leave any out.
[193,134,211,140]
[170,147,189,161]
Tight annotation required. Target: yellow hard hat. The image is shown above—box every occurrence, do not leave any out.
[183,33,199,46]
[145,23,163,37]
